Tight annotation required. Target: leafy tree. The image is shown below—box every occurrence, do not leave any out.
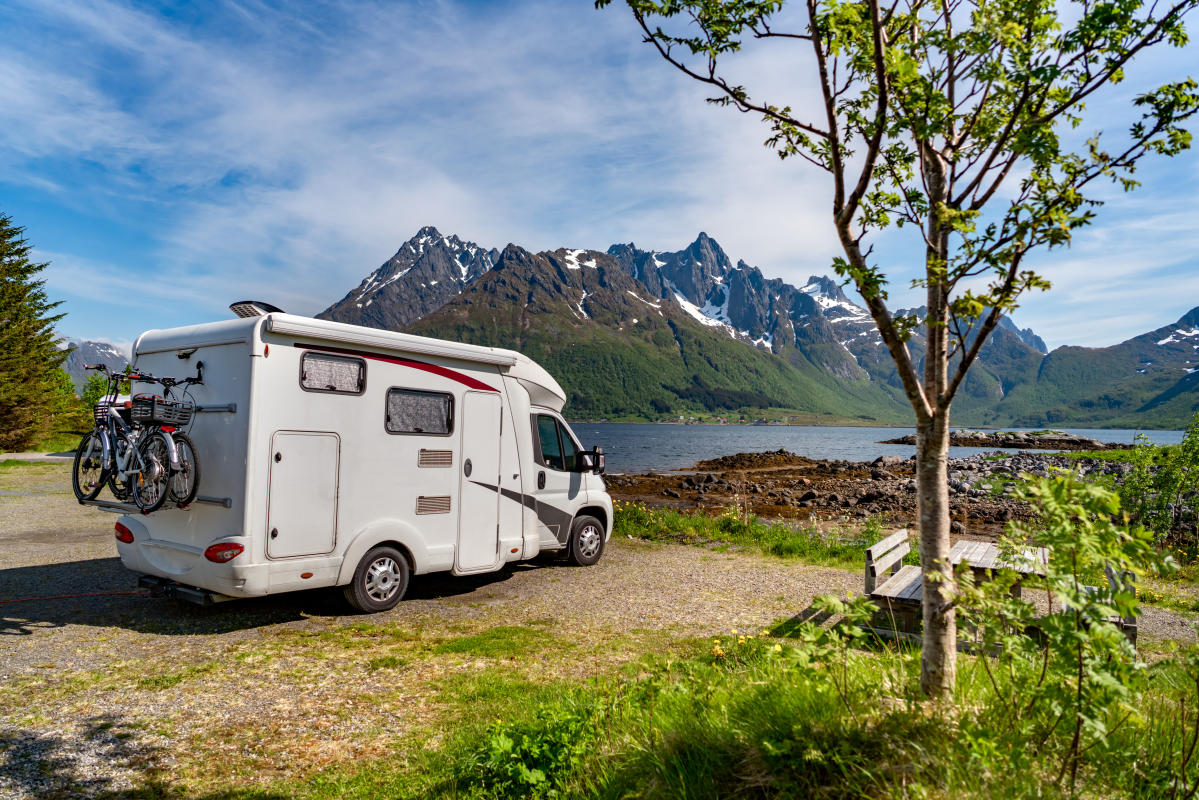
[81,372,110,410]
[598,0,1198,697]
[0,215,67,451]
[1121,413,1199,552]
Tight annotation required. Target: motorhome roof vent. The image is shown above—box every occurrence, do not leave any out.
[230,300,285,318]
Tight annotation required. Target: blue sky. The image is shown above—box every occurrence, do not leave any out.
[2,0,1197,354]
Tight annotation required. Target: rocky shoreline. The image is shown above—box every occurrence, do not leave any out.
[607,448,1129,539]
[878,429,1120,451]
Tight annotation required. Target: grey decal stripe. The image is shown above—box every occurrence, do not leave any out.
[470,481,574,544]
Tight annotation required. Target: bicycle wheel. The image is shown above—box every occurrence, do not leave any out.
[132,431,171,513]
[107,435,134,501]
[72,432,108,502]
[168,432,201,507]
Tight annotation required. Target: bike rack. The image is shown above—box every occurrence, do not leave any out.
[195,404,237,413]
[79,495,233,514]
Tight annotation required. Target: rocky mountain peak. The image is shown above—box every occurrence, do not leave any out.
[317,227,499,331]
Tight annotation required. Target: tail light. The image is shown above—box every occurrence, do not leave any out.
[204,542,244,563]
[114,522,134,543]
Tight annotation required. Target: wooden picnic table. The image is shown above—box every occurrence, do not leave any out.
[950,540,1048,597]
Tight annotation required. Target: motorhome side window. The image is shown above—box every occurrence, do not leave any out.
[300,352,365,394]
[386,388,454,435]
[536,414,579,471]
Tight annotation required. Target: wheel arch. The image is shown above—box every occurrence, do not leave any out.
[335,519,442,586]
[576,505,609,535]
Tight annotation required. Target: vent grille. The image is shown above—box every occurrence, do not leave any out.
[418,449,453,468]
[416,495,452,515]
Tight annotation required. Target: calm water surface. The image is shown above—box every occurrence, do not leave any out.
[568,423,1185,474]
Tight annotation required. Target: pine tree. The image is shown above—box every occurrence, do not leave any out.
[0,214,67,451]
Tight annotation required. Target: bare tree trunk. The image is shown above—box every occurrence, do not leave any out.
[917,410,956,697]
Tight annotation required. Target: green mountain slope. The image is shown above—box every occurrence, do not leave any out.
[989,308,1199,428]
[405,245,910,422]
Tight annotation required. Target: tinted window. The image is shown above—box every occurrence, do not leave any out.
[537,415,564,470]
[386,388,453,435]
[301,352,364,394]
[559,422,579,471]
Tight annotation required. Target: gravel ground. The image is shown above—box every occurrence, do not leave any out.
[1,461,1195,798]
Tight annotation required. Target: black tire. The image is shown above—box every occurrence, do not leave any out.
[132,431,171,513]
[107,436,133,501]
[72,432,108,502]
[168,432,201,507]
[566,515,605,566]
[343,546,409,613]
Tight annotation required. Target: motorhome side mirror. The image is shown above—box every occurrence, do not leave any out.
[591,447,605,475]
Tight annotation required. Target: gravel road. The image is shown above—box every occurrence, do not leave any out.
[1,461,1195,798]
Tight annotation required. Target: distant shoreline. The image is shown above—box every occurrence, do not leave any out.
[567,419,1185,433]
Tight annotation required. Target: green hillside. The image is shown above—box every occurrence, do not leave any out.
[406,246,910,423]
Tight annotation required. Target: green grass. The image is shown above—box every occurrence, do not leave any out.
[223,632,1199,800]
[0,458,51,469]
[613,500,894,570]
[433,626,554,659]
[32,429,87,453]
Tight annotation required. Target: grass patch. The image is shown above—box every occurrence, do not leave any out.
[135,661,218,691]
[433,626,551,659]
[0,458,52,469]
[32,430,88,453]
[366,655,408,671]
[613,500,894,570]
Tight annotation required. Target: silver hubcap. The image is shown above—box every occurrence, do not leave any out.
[578,524,602,559]
[365,556,402,602]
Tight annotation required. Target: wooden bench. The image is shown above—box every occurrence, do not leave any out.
[865,529,922,632]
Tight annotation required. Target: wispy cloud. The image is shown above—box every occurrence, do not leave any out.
[0,0,1194,352]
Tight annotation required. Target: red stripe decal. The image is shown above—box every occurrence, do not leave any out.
[302,343,499,392]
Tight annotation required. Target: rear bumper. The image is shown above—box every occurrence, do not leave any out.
[115,515,342,598]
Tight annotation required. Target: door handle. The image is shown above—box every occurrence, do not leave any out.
[537,470,546,490]
[270,528,278,539]
[464,458,473,477]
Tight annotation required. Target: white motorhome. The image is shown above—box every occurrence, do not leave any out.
[109,306,611,612]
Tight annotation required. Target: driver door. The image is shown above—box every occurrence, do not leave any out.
[531,413,585,546]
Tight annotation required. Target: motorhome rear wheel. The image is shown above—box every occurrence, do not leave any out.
[344,545,410,613]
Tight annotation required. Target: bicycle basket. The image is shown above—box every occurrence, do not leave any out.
[93,400,113,425]
[131,394,194,426]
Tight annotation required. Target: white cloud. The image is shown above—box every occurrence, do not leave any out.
[1,0,1195,351]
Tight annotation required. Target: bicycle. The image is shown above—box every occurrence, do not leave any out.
[129,366,204,512]
[72,364,154,506]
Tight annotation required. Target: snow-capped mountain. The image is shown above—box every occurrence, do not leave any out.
[317,225,1199,427]
[60,339,129,392]
[318,226,499,330]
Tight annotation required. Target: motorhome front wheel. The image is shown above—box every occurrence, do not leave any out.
[344,545,410,613]
[567,515,605,567]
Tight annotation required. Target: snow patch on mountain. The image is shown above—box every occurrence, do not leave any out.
[1158,328,1199,345]
[563,250,598,270]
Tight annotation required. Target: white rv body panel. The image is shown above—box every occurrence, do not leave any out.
[114,313,611,604]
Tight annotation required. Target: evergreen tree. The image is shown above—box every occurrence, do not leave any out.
[0,214,67,451]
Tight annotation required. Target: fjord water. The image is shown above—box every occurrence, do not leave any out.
[570,423,1186,474]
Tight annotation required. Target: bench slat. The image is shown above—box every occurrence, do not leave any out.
[869,542,910,580]
[866,529,909,561]
[872,564,923,602]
